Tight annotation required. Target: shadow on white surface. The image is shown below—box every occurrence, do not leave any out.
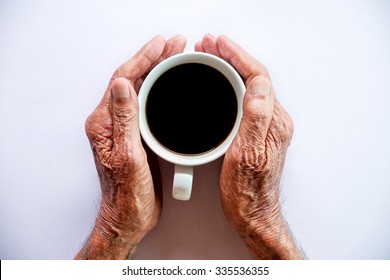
[136,158,253,260]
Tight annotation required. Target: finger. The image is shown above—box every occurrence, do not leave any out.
[194,41,205,52]
[114,35,167,82]
[135,35,186,92]
[239,76,275,145]
[152,34,187,68]
[101,35,187,108]
[201,33,221,57]
[216,35,269,83]
[110,78,142,153]
[97,36,167,109]
[117,35,186,82]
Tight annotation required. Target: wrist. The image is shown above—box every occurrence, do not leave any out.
[74,212,142,260]
[232,200,283,247]
[221,182,303,260]
[238,209,304,260]
[226,183,282,233]
[75,224,139,260]
[96,201,148,245]
[74,202,148,260]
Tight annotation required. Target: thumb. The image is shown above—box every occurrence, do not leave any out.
[111,78,142,149]
[239,76,275,144]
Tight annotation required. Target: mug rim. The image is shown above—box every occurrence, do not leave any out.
[138,52,245,166]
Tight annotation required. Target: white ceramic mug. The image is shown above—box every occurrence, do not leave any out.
[138,52,245,201]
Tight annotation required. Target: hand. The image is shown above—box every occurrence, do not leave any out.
[196,34,303,259]
[75,35,186,259]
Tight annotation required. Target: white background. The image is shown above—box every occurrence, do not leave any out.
[0,0,389,260]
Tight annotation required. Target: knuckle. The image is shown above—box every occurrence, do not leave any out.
[281,114,294,143]
[286,116,294,139]
[243,95,273,126]
[273,103,294,144]
[85,113,112,141]
[257,109,272,124]
[246,104,270,123]
[85,113,96,140]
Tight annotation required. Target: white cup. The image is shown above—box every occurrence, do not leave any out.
[139,52,245,201]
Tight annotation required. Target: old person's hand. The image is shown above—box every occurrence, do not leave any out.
[75,35,186,259]
[196,34,303,259]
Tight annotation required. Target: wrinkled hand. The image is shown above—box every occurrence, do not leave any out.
[76,35,186,259]
[196,34,302,259]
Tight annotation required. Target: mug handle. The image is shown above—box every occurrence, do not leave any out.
[172,165,193,201]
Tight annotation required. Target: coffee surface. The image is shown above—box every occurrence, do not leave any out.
[146,63,237,155]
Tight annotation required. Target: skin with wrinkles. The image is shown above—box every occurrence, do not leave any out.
[75,35,187,259]
[76,34,303,260]
[196,34,303,259]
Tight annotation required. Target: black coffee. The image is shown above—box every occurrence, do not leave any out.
[146,63,237,155]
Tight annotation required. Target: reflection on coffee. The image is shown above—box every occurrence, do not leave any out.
[146,63,237,155]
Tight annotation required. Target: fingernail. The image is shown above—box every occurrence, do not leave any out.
[251,76,271,96]
[111,79,129,99]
